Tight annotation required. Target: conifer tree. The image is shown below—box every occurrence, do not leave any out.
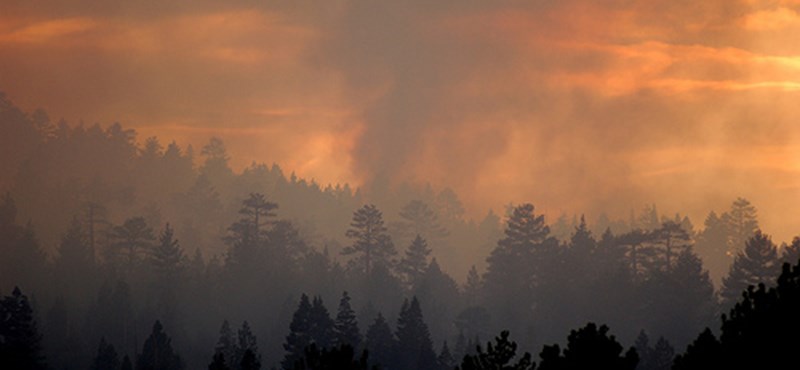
[108,217,155,270]
[208,353,230,370]
[464,265,482,303]
[343,205,396,275]
[457,331,533,370]
[399,235,432,289]
[150,223,184,279]
[721,230,779,306]
[215,320,237,369]
[122,355,133,370]
[364,313,396,369]
[781,236,800,265]
[309,296,335,349]
[239,349,261,370]
[483,203,551,331]
[437,341,455,370]
[136,321,184,370]
[538,323,637,370]
[334,292,361,349]
[235,321,260,370]
[284,294,313,369]
[722,198,758,255]
[394,200,448,243]
[395,297,437,370]
[0,287,46,369]
[91,337,120,370]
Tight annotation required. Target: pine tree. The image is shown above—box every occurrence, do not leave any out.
[53,217,95,293]
[0,287,46,369]
[235,321,260,370]
[437,341,455,370]
[695,211,730,286]
[463,266,482,306]
[92,337,120,370]
[722,198,758,255]
[538,323,637,370]
[364,313,396,369]
[208,353,230,370]
[122,355,133,370]
[136,321,184,370]
[215,320,237,369]
[781,236,800,265]
[239,349,260,370]
[150,223,184,279]
[721,230,779,306]
[483,203,551,331]
[309,296,335,349]
[394,200,449,243]
[399,235,432,290]
[650,220,692,272]
[334,292,361,349]
[395,297,437,370]
[342,205,396,275]
[108,217,155,270]
[284,294,313,369]
[457,331,533,370]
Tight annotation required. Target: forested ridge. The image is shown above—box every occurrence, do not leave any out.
[2,94,800,369]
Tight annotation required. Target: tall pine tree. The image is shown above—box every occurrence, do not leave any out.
[334,292,361,349]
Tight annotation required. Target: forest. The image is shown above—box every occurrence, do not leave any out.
[2,93,800,370]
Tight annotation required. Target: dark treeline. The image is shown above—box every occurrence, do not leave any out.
[2,93,800,369]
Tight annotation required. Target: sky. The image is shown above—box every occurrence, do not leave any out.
[1,0,800,241]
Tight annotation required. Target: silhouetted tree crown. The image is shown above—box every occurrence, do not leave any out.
[342,205,396,275]
[538,323,637,370]
[457,330,534,370]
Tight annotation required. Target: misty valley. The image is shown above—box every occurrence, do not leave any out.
[2,95,800,370]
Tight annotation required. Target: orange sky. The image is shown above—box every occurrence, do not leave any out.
[1,1,799,241]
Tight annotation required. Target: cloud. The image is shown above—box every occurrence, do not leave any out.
[2,0,800,241]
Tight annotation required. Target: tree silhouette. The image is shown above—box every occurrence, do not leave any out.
[364,313,395,369]
[437,341,455,370]
[483,203,551,331]
[671,328,720,370]
[284,294,314,369]
[235,321,260,370]
[215,320,237,370]
[136,321,184,370]
[694,211,730,285]
[334,292,361,349]
[634,331,674,370]
[0,287,46,369]
[208,353,231,370]
[399,235,432,289]
[92,337,120,370]
[457,330,534,370]
[394,200,449,243]
[720,230,778,307]
[239,349,261,370]
[108,217,155,270]
[291,343,371,370]
[309,296,336,350]
[343,205,396,276]
[538,323,637,370]
[239,193,278,242]
[722,198,758,256]
[395,297,437,370]
[649,221,692,272]
[781,236,800,266]
[150,223,184,279]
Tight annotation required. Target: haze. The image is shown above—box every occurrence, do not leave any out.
[2,1,800,241]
